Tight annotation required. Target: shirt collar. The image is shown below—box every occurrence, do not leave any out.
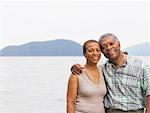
[106,56,128,68]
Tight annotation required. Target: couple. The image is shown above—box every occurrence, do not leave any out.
[66,33,150,113]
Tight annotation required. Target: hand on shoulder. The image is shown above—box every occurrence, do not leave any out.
[71,64,84,75]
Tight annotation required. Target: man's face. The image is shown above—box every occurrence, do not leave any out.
[99,36,121,60]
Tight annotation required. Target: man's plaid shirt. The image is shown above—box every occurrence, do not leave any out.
[102,55,150,111]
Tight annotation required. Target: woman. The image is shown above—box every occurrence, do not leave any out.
[66,40,107,113]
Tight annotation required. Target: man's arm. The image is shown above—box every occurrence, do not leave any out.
[143,61,150,113]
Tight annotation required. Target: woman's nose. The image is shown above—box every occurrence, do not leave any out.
[93,50,100,55]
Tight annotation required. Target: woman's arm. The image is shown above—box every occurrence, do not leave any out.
[145,95,150,113]
[66,74,78,113]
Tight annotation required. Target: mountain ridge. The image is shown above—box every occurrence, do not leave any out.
[0,39,149,56]
[0,39,83,56]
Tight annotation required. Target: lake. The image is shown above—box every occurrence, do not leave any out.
[0,56,149,113]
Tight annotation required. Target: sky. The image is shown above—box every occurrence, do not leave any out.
[0,0,149,49]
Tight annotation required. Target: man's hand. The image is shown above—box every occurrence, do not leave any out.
[71,64,84,75]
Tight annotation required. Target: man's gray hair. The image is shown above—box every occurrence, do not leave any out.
[99,33,118,42]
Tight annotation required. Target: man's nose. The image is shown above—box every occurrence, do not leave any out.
[106,45,111,51]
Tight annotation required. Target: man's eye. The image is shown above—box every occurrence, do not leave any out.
[110,43,113,45]
[101,46,105,49]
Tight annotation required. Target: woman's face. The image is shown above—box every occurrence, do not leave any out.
[84,42,101,64]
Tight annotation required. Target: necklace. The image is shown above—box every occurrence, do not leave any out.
[85,67,100,85]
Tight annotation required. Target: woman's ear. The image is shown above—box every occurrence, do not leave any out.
[83,52,86,57]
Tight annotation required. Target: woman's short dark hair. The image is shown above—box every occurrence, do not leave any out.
[83,40,100,54]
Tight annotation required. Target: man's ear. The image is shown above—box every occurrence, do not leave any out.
[118,41,121,48]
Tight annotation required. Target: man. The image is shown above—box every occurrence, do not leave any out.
[71,33,150,113]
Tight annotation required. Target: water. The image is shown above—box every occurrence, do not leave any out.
[0,56,149,113]
[0,56,88,113]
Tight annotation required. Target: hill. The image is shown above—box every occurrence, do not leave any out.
[0,39,83,56]
[0,40,149,56]
[124,42,150,56]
